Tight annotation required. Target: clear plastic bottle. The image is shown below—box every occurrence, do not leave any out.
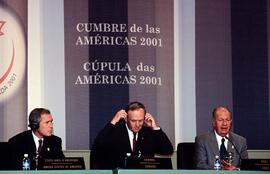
[123,153,131,168]
[22,154,30,170]
[213,155,221,170]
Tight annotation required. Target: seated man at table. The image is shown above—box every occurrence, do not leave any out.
[91,101,174,169]
[8,108,65,170]
[194,106,248,170]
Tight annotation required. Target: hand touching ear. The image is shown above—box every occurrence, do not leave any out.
[144,113,158,129]
[111,109,127,125]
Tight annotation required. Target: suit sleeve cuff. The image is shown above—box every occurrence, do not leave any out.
[153,126,161,130]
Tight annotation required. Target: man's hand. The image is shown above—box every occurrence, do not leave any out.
[144,113,158,129]
[221,160,239,170]
[110,109,127,125]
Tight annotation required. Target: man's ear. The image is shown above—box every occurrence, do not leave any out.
[212,120,216,127]
[229,121,233,130]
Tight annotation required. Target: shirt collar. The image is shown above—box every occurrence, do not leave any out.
[125,124,137,139]
[125,124,138,150]
[214,130,228,149]
[32,131,43,149]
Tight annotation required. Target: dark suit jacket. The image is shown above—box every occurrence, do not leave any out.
[8,130,65,170]
[194,130,248,169]
[91,122,173,169]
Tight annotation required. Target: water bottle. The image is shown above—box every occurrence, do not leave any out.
[123,153,131,168]
[22,154,30,170]
[213,155,221,170]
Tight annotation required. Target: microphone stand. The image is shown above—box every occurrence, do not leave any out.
[225,136,242,167]
[34,151,39,170]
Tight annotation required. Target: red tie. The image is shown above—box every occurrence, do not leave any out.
[132,132,137,153]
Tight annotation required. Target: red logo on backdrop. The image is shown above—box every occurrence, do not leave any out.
[0,21,5,36]
[0,6,26,103]
[0,21,15,85]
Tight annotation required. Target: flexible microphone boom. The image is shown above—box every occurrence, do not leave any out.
[225,136,242,166]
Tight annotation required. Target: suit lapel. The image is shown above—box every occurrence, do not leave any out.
[210,131,220,156]
[227,132,241,166]
[42,137,49,154]
[137,127,146,144]
[121,124,132,152]
[137,129,143,152]
[27,131,37,152]
[227,133,234,153]
[136,127,148,155]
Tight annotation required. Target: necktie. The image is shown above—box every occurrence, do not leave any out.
[220,138,228,160]
[132,132,137,152]
[37,139,43,155]
[132,132,137,156]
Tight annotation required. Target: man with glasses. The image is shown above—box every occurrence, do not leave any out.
[194,106,248,170]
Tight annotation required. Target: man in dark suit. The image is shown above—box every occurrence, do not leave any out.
[91,101,174,169]
[8,108,65,170]
[194,106,248,170]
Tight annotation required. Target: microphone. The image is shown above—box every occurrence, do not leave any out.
[225,136,242,166]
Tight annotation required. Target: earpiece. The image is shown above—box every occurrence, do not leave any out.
[28,109,41,130]
[28,108,51,131]
[29,120,39,130]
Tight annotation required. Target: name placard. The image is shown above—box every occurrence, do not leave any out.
[241,159,270,171]
[39,157,85,170]
[124,157,172,169]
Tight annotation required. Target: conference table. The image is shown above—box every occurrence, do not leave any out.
[0,170,269,174]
